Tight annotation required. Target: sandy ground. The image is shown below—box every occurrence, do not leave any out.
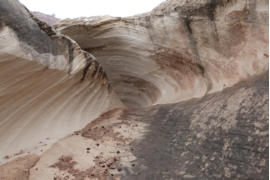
[0,154,40,180]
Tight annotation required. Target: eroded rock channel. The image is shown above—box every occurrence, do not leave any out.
[0,0,268,179]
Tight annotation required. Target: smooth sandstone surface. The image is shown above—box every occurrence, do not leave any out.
[0,0,123,165]
[55,0,268,108]
[0,0,268,179]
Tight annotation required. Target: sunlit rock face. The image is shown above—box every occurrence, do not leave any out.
[55,0,268,108]
[0,0,123,164]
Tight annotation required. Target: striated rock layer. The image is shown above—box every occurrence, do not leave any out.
[0,0,268,179]
[0,0,123,164]
[29,70,269,180]
[56,0,268,108]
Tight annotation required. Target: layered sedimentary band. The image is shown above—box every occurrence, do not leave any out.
[56,0,268,108]
[0,0,123,163]
[0,0,268,179]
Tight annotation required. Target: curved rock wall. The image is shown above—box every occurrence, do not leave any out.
[56,0,268,108]
[0,0,123,164]
[29,70,269,180]
[0,0,268,179]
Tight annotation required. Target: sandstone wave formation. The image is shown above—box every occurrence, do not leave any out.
[0,0,268,179]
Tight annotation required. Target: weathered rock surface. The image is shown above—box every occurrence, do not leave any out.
[0,0,268,179]
[30,70,269,180]
[56,0,268,108]
[0,154,40,180]
[0,0,123,164]
[32,12,60,26]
